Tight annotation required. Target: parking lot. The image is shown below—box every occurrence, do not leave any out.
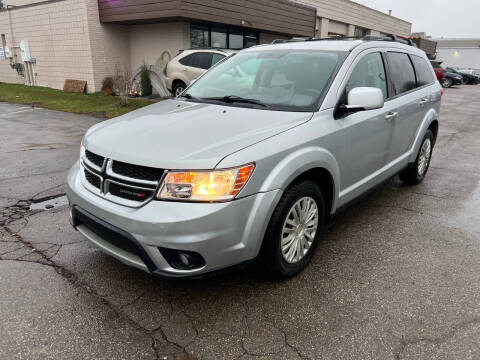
[1,85,479,360]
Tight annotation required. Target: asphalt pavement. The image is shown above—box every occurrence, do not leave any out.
[1,86,479,360]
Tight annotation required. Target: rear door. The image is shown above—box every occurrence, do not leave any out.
[384,51,425,161]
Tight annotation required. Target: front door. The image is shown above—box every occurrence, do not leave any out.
[339,51,395,199]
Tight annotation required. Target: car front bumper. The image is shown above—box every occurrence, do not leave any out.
[66,162,281,277]
[452,77,463,85]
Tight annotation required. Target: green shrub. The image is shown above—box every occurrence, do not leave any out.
[140,64,152,97]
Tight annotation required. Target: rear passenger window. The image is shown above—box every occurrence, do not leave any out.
[411,55,436,87]
[386,52,416,95]
[346,52,387,99]
[179,54,194,66]
[189,53,213,70]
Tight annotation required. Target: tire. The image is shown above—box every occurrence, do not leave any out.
[441,78,452,88]
[462,77,469,85]
[262,181,325,278]
[172,81,187,97]
[399,130,434,185]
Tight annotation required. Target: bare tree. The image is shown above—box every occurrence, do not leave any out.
[113,63,133,106]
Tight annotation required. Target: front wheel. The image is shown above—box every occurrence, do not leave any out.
[172,81,187,97]
[262,181,325,278]
[400,130,434,185]
[441,78,452,88]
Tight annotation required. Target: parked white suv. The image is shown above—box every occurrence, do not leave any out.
[68,36,442,278]
[166,48,236,96]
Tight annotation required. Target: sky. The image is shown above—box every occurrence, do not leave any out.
[352,0,480,38]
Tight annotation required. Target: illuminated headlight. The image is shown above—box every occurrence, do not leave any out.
[157,163,255,202]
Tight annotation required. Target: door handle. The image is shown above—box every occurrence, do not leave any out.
[419,98,430,105]
[385,112,398,121]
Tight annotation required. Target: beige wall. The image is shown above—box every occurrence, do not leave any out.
[298,0,411,37]
[0,0,95,91]
[0,0,134,92]
[84,0,130,91]
[128,22,189,74]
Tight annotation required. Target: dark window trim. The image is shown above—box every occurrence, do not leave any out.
[190,23,259,49]
[383,51,417,100]
[409,54,436,88]
[383,51,435,102]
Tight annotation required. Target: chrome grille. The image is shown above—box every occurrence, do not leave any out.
[85,150,105,168]
[81,149,165,206]
[84,169,101,189]
[112,160,164,182]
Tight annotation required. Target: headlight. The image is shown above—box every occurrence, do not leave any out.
[157,163,255,202]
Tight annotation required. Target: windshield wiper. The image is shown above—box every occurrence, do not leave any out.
[179,93,195,99]
[202,95,269,108]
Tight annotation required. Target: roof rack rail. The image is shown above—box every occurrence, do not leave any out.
[179,47,232,53]
[272,37,313,44]
[272,34,417,47]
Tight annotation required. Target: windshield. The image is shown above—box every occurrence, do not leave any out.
[185,50,345,112]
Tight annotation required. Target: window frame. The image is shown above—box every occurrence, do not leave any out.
[384,51,417,97]
[334,49,391,118]
[409,54,436,89]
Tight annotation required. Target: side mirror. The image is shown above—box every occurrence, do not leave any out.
[344,87,384,113]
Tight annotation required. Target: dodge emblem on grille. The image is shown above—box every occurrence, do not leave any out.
[118,188,146,198]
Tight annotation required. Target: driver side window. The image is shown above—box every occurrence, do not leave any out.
[346,52,387,99]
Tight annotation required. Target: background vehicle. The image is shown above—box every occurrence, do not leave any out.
[165,48,236,96]
[441,71,463,88]
[430,61,446,82]
[446,67,480,85]
[68,36,441,279]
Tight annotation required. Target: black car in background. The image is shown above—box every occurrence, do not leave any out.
[441,71,464,88]
[446,67,480,85]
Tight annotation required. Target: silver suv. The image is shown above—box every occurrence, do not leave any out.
[67,36,442,278]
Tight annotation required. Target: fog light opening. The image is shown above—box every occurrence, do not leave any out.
[159,248,205,270]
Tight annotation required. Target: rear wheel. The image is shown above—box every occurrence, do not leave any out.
[441,77,452,88]
[172,81,187,97]
[400,130,434,185]
[262,181,325,278]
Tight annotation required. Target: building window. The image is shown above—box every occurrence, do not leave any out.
[190,24,258,49]
[211,27,227,48]
[229,29,244,49]
[354,27,368,38]
[191,25,209,48]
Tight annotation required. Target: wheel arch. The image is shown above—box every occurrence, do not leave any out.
[408,109,439,163]
[257,147,341,217]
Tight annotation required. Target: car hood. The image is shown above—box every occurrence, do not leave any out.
[83,99,313,169]
[446,72,461,78]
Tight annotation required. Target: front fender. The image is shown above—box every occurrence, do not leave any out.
[408,108,439,163]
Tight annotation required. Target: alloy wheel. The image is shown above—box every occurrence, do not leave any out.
[280,197,319,264]
[175,86,185,97]
[417,138,432,176]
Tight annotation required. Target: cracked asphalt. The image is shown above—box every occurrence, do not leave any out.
[1,86,479,360]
